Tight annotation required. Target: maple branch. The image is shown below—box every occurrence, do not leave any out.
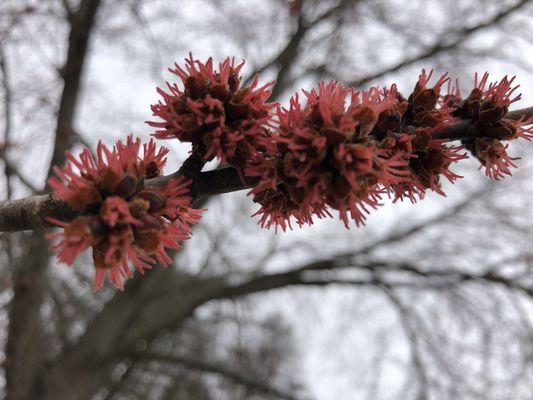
[0,107,530,232]
[126,351,304,400]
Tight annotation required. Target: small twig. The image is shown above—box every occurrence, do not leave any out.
[2,158,39,193]
[349,0,531,87]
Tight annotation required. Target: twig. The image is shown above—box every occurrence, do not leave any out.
[349,0,531,87]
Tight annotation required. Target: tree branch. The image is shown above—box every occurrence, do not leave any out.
[4,2,102,399]
[2,158,39,193]
[245,0,355,99]
[349,0,531,87]
[46,0,101,181]
[127,351,305,400]
[0,107,530,232]
[379,286,429,398]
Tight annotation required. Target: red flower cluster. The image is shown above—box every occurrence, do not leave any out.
[148,54,276,166]
[248,70,531,230]
[442,72,533,179]
[247,82,411,229]
[464,138,518,180]
[47,136,202,290]
[46,55,533,291]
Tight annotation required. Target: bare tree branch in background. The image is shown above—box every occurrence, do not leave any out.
[126,351,304,400]
[347,0,532,87]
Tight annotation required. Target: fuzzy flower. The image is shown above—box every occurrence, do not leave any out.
[474,73,520,115]
[505,116,533,141]
[373,84,409,136]
[408,69,456,127]
[445,72,530,177]
[253,69,532,229]
[248,81,410,230]
[148,54,276,166]
[378,128,466,202]
[327,144,409,226]
[458,73,521,128]
[407,128,467,195]
[410,70,449,109]
[465,137,518,180]
[249,69,533,229]
[47,135,202,290]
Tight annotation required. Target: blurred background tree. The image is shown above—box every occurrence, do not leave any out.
[0,0,532,399]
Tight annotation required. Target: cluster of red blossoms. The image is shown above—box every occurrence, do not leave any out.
[48,54,533,289]
[148,54,276,166]
[48,136,201,290]
[246,70,532,230]
[443,73,533,179]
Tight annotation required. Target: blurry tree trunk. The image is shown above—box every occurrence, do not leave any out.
[4,1,101,399]
[4,233,49,399]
